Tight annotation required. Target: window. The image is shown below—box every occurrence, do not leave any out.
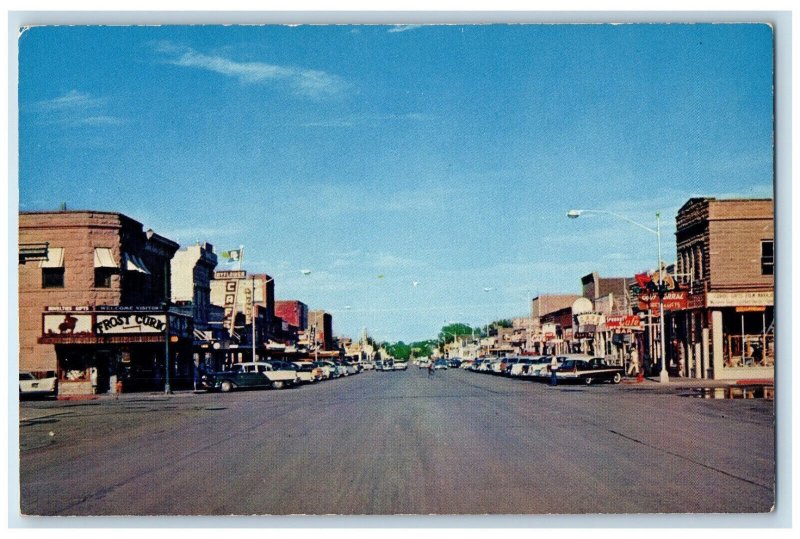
[94,268,114,288]
[40,246,64,288]
[761,241,774,275]
[42,268,64,288]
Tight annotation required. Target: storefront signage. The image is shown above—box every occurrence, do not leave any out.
[575,312,604,326]
[736,306,767,313]
[44,313,93,336]
[706,291,773,308]
[95,313,167,335]
[215,270,247,279]
[605,315,643,330]
[638,291,688,311]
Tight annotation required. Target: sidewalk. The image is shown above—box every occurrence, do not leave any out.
[619,375,773,390]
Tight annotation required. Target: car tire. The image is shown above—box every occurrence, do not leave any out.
[612,372,622,384]
[584,377,593,386]
[272,380,285,390]
[220,380,234,393]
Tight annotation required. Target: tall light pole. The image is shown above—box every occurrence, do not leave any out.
[567,209,669,383]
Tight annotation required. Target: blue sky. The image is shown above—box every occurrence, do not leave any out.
[17,24,774,342]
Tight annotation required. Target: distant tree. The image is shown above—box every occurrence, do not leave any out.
[410,340,435,358]
[438,322,474,344]
[386,341,412,361]
[493,319,513,328]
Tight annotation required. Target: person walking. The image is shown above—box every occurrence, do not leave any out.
[627,347,640,377]
[428,360,434,377]
[549,356,558,386]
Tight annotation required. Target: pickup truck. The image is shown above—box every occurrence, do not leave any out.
[20,371,57,398]
[207,362,300,392]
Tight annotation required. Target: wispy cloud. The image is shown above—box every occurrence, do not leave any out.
[155,42,349,98]
[295,112,430,128]
[29,90,125,127]
[387,25,424,33]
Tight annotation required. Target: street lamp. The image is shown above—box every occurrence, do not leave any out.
[567,209,669,384]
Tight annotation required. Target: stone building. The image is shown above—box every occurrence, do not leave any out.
[19,211,189,395]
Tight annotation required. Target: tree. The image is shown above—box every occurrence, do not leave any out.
[386,341,412,361]
[438,322,474,344]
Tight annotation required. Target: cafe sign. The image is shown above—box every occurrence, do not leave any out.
[605,315,643,330]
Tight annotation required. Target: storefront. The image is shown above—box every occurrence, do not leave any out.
[39,306,193,395]
[672,290,774,380]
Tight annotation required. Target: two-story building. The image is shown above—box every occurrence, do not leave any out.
[671,198,774,380]
[19,211,191,395]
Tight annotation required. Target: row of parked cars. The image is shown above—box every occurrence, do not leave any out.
[464,355,624,385]
[202,359,374,392]
[374,360,407,371]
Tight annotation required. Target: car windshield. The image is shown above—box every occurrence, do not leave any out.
[560,360,577,369]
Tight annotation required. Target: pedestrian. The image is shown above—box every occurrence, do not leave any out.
[428,360,434,377]
[89,367,98,395]
[549,356,558,386]
[193,361,201,391]
[627,347,640,376]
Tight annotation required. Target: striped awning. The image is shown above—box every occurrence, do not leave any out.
[39,247,64,268]
[94,248,118,268]
[122,253,151,274]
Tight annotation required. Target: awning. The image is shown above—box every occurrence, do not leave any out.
[94,248,118,268]
[122,253,151,274]
[39,247,64,268]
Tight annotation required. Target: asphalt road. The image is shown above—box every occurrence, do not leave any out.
[18,367,775,516]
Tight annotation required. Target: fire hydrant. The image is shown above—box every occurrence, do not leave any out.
[115,379,123,395]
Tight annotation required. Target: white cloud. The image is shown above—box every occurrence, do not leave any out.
[387,25,423,33]
[162,45,348,98]
[30,90,124,128]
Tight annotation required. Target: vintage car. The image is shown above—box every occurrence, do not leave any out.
[393,361,408,370]
[292,361,324,383]
[556,357,624,385]
[208,361,299,392]
[19,371,57,398]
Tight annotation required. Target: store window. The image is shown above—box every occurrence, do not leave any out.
[761,240,774,275]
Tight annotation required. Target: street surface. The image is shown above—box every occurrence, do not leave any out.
[19,368,775,515]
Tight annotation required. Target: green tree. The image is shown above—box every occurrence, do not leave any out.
[386,341,412,361]
[438,322,474,344]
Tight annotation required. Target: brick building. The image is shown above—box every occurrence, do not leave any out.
[671,198,774,380]
[19,211,190,395]
[308,310,333,351]
[209,270,275,363]
[530,294,579,355]
[275,300,308,331]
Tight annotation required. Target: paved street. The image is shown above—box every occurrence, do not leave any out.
[19,369,774,516]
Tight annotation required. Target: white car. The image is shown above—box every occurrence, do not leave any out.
[393,362,408,370]
[19,371,57,397]
[292,361,324,383]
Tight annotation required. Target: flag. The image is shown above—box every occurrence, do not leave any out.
[222,249,241,263]
[377,274,384,279]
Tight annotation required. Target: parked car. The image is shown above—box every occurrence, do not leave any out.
[292,361,324,383]
[19,371,57,398]
[500,357,523,376]
[433,359,448,370]
[418,359,431,368]
[530,356,570,380]
[208,362,299,392]
[518,356,553,378]
[312,361,334,379]
[448,358,462,368]
[508,358,535,377]
[556,357,624,385]
[393,361,408,370]
[460,359,475,369]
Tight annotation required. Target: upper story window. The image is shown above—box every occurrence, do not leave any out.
[761,240,774,275]
[94,248,118,288]
[40,247,64,288]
